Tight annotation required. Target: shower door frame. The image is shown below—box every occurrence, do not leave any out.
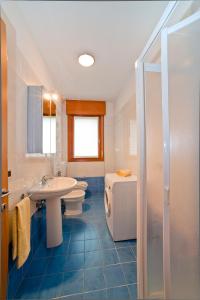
[135,2,178,299]
[161,9,200,299]
[136,6,200,300]
[136,62,164,300]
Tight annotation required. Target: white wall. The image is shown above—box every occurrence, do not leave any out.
[2,9,56,211]
[114,74,137,175]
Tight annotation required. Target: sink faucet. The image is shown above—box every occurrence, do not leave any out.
[41,175,48,185]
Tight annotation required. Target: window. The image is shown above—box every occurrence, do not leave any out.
[68,115,104,162]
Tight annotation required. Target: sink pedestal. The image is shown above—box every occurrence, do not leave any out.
[46,196,63,248]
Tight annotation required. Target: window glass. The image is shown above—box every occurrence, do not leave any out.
[74,116,98,158]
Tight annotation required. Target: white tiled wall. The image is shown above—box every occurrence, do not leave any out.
[114,75,137,175]
[2,11,56,211]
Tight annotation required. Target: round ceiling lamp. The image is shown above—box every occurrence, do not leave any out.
[78,53,95,67]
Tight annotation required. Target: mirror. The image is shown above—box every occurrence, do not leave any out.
[27,86,57,154]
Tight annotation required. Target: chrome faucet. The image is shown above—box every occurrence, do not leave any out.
[41,175,48,185]
[41,175,54,185]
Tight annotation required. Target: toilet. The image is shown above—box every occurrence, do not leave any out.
[62,189,85,216]
[74,181,88,191]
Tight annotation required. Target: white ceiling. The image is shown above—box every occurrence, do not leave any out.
[7,1,168,101]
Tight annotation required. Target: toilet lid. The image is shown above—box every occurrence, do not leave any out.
[75,181,88,188]
[62,189,85,199]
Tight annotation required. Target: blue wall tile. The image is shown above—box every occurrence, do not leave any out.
[75,177,105,194]
[8,208,45,299]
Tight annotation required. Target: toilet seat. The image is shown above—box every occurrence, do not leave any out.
[62,190,85,216]
[62,189,85,202]
[74,181,88,191]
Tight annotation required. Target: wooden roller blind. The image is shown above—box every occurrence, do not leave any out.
[66,100,106,116]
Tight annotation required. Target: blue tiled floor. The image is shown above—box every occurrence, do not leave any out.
[12,192,137,299]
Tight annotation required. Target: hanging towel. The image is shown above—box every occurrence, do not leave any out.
[12,197,31,268]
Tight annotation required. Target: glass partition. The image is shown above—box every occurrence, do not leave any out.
[144,70,164,298]
[167,17,200,299]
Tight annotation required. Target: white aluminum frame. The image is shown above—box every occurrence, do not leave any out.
[161,27,171,299]
[135,1,199,299]
[135,2,178,299]
[161,9,200,299]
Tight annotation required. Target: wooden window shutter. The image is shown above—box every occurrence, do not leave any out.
[66,100,106,116]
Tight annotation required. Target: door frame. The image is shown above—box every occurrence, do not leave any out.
[0,17,8,300]
[135,2,196,299]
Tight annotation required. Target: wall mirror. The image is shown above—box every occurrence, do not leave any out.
[27,86,57,154]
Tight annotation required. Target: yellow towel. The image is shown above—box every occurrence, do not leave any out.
[116,169,132,177]
[12,197,31,268]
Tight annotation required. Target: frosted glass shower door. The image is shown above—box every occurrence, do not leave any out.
[144,69,164,298]
[162,12,200,299]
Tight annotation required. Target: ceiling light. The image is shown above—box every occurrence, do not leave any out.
[78,54,94,67]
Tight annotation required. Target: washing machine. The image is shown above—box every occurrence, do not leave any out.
[104,173,137,241]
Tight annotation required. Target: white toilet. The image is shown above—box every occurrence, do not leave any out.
[62,189,85,216]
[74,181,88,191]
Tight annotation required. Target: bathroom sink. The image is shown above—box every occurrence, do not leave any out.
[30,177,77,200]
[29,177,77,248]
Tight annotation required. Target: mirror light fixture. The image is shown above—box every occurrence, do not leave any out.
[78,53,94,67]
[43,93,59,101]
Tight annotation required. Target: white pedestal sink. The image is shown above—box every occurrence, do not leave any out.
[29,177,77,248]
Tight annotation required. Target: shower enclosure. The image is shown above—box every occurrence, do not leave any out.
[136,2,200,299]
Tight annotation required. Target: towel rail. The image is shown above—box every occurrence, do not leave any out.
[20,193,32,200]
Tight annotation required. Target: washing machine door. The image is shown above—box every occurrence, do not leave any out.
[104,187,111,217]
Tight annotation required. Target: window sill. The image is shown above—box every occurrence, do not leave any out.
[68,158,104,162]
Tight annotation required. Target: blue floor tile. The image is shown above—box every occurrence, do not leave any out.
[83,289,107,299]
[100,238,115,250]
[132,245,137,257]
[122,262,137,284]
[115,240,131,248]
[26,257,49,277]
[84,267,105,292]
[107,286,130,300]
[60,270,84,296]
[117,247,135,263]
[85,229,98,240]
[129,239,137,246]
[63,231,71,242]
[84,251,103,268]
[15,276,41,299]
[85,239,101,252]
[104,265,125,288]
[46,255,68,274]
[38,273,63,299]
[103,249,119,266]
[65,253,85,271]
[11,190,137,300]
[69,241,85,254]
[34,242,53,258]
[71,231,85,241]
[128,283,137,299]
[61,294,83,300]
[52,242,70,256]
